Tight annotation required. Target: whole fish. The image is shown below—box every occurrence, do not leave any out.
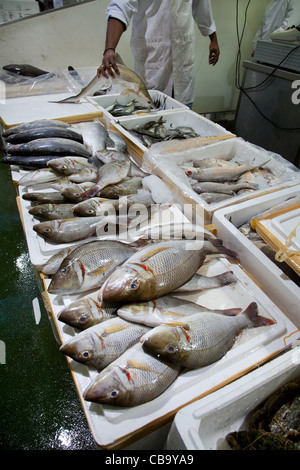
[191,158,237,169]
[77,121,108,154]
[60,316,150,371]
[68,167,99,183]
[47,156,97,175]
[29,203,75,220]
[174,271,237,293]
[72,197,112,217]
[83,342,181,407]
[185,162,269,183]
[1,155,62,169]
[82,157,131,198]
[18,168,59,186]
[7,138,91,157]
[192,181,258,195]
[117,295,242,327]
[22,191,66,204]
[99,239,238,303]
[99,177,143,199]
[53,55,155,109]
[48,240,138,294]
[3,64,49,77]
[2,119,69,138]
[5,126,83,144]
[141,302,275,369]
[197,192,234,204]
[33,216,106,243]
[93,149,130,165]
[60,182,96,202]
[57,291,119,330]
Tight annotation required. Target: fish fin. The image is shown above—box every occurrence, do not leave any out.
[197,305,242,316]
[243,302,276,327]
[101,323,131,336]
[87,260,115,278]
[162,320,189,328]
[139,246,170,263]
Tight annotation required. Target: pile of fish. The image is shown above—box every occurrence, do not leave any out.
[180,155,276,204]
[122,116,201,148]
[105,95,167,117]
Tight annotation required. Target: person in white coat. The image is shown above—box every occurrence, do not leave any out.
[98,0,220,106]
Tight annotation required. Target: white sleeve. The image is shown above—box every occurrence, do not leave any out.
[106,0,139,29]
[192,0,216,36]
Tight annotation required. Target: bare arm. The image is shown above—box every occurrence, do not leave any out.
[97,17,126,78]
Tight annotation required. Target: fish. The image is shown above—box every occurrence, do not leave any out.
[6,138,91,158]
[53,54,155,108]
[197,192,234,204]
[47,156,97,175]
[117,295,242,327]
[68,167,100,183]
[82,156,131,198]
[2,119,70,138]
[71,197,112,217]
[99,239,238,303]
[48,240,138,294]
[60,182,96,202]
[185,162,270,183]
[57,291,119,330]
[41,245,79,275]
[191,158,237,169]
[59,316,150,371]
[29,203,76,220]
[191,181,258,195]
[3,64,49,77]
[106,131,127,153]
[83,342,181,407]
[77,121,108,155]
[99,177,143,199]
[18,168,60,186]
[174,271,237,293]
[141,302,275,369]
[22,191,66,204]
[1,155,62,169]
[5,126,83,144]
[33,216,106,244]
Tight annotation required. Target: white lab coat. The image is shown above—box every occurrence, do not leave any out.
[106,0,216,104]
[253,0,294,49]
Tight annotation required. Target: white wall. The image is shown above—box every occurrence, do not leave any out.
[0,0,286,114]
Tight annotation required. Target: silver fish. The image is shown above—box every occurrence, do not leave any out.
[71,197,112,217]
[174,271,237,293]
[68,168,99,183]
[77,121,108,154]
[99,239,238,303]
[197,192,234,204]
[29,203,75,220]
[106,131,127,153]
[60,182,96,202]
[33,216,106,243]
[99,177,143,199]
[53,55,155,109]
[185,162,269,183]
[60,316,150,371]
[117,295,242,327]
[22,191,66,204]
[47,156,96,175]
[41,245,79,275]
[82,157,131,198]
[141,302,275,369]
[18,168,59,186]
[192,181,258,195]
[191,158,237,169]
[48,240,137,294]
[83,342,181,407]
[57,291,119,330]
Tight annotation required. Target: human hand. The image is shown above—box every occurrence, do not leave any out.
[97,49,120,78]
[208,33,220,66]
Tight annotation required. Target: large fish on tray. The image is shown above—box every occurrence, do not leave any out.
[29,203,75,220]
[6,138,91,158]
[48,240,138,294]
[99,239,238,303]
[5,126,83,144]
[52,54,155,109]
[2,119,70,138]
[60,316,150,371]
[83,342,181,407]
[141,302,275,369]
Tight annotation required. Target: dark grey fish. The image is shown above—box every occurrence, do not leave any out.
[22,191,66,204]
[6,138,91,157]
[1,155,62,169]
[5,126,83,144]
[2,119,70,137]
[3,64,49,77]
[29,203,75,220]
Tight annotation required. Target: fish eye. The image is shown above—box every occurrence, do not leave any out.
[167,344,176,354]
[79,315,87,323]
[81,351,90,359]
[130,282,139,290]
[60,267,67,274]
[88,209,94,214]
[110,390,118,398]
[185,170,192,175]
[44,227,51,232]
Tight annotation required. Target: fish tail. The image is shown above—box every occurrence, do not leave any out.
[243,302,276,327]
[209,239,239,262]
[215,271,237,286]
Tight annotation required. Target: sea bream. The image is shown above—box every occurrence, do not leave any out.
[57,291,119,330]
[48,240,138,294]
[141,302,275,369]
[83,342,181,407]
[99,239,238,303]
[60,316,150,371]
[117,295,242,327]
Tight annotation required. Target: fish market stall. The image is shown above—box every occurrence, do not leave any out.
[1,72,300,450]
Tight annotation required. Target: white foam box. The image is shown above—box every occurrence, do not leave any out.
[87,90,188,127]
[166,344,300,450]
[143,137,300,225]
[41,254,299,450]
[109,109,234,164]
[212,185,300,328]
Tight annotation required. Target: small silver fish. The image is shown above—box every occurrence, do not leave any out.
[29,203,75,220]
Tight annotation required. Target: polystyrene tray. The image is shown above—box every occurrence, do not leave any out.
[166,344,300,450]
[87,90,188,127]
[42,255,298,449]
[212,185,300,328]
[143,137,300,224]
[263,207,300,250]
